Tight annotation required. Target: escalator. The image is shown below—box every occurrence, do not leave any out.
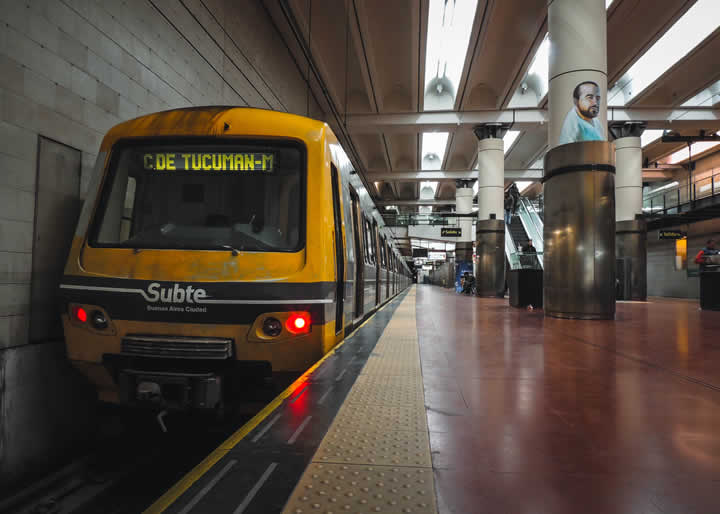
[504,196,544,269]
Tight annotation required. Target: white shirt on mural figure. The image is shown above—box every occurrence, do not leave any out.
[558,81,604,145]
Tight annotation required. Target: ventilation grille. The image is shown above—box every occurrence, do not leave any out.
[121,335,233,360]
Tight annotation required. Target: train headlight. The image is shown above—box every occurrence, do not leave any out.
[286,312,311,335]
[91,310,108,330]
[262,317,282,337]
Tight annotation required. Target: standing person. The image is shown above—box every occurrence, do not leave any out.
[695,239,720,271]
[509,183,520,217]
[522,240,536,254]
[504,191,513,225]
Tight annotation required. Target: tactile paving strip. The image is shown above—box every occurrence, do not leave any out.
[345,375,425,407]
[286,463,434,514]
[283,288,437,513]
[330,404,428,433]
[315,426,431,467]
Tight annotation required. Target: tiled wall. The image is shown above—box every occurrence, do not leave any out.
[0,0,317,348]
[0,0,319,489]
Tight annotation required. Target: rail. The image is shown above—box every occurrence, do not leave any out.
[643,168,720,216]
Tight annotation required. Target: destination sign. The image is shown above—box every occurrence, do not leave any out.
[659,230,686,240]
[143,152,274,172]
[441,227,462,237]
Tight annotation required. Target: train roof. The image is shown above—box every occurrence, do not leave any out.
[99,106,328,152]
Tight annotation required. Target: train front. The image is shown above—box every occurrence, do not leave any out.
[60,109,335,410]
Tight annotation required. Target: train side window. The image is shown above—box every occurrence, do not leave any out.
[372,221,379,265]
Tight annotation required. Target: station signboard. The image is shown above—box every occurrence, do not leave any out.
[659,230,686,240]
[427,251,446,261]
[441,227,462,237]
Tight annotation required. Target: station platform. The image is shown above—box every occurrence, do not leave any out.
[146,285,720,514]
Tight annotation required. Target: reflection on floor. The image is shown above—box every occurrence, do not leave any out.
[418,285,720,514]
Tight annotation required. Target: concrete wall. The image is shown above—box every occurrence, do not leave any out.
[0,0,321,491]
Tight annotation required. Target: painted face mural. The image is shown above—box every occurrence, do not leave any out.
[558,81,605,145]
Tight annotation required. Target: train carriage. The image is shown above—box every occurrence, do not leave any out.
[60,107,410,410]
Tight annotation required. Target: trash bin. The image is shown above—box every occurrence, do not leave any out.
[699,266,720,310]
[508,269,543,308]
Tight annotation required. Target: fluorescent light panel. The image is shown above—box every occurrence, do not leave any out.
[640,129,664,147]
[421,132,449,170]
[665,137,720,165]
[424,0,478,110]
[609,0,720,106]
[682,78,720,107]
[503,130,521,154]
[515,181,533,193]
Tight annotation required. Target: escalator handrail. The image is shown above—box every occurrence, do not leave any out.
[517,197,544,268]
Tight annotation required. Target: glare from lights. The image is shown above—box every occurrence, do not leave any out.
[648,181,679,194]
[609,0,720,106]
[606,0,614,7]
[421,132,450,170]
[503,130,521,155]
[424,0,478,110]
[640,130,664,148]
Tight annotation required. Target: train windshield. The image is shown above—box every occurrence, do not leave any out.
[91,140,304,252]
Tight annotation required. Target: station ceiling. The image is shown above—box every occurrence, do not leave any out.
[282,0,720,213]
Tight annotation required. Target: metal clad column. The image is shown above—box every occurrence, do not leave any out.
[474,125,506,297]
[545,0,615,319]
[613,122,647,300]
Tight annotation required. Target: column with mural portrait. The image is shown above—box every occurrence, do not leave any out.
[544,0,616,318]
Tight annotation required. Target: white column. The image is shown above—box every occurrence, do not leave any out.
[456,185,474,240]
[615,136,643,221]
[548,0,607,150]
[476,138,504,221]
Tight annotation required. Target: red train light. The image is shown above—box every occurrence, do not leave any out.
[72,306,88,323]
[286,312,311,335]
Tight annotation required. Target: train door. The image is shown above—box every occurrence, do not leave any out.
[330,165,345,334]
[372,220,382,305]
[349,187,364,321]
[384,240,390,300]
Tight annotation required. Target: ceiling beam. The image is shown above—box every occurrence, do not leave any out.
[346,107,720,134]
[367,169,543,181]
[378,199,465,206]
[368,168,675,183]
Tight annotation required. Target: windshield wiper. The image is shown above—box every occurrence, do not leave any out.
[219,244,241,256]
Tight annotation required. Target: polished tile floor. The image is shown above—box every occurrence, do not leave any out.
[416,285,720,514]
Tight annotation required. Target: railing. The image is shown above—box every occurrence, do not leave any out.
[517,197,544,268]
[643,168,720,216]
[382,214,451,226]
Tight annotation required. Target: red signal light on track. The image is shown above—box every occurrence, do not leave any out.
[72,306,88,323]
[286,312,311,335]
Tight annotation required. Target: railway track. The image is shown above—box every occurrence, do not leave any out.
[2,374,297,514]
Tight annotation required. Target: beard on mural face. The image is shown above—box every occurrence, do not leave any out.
[575,82,601,119]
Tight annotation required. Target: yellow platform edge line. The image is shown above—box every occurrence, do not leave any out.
[143,292,407,514]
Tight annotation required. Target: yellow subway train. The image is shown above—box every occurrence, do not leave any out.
[59,107,411,410]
